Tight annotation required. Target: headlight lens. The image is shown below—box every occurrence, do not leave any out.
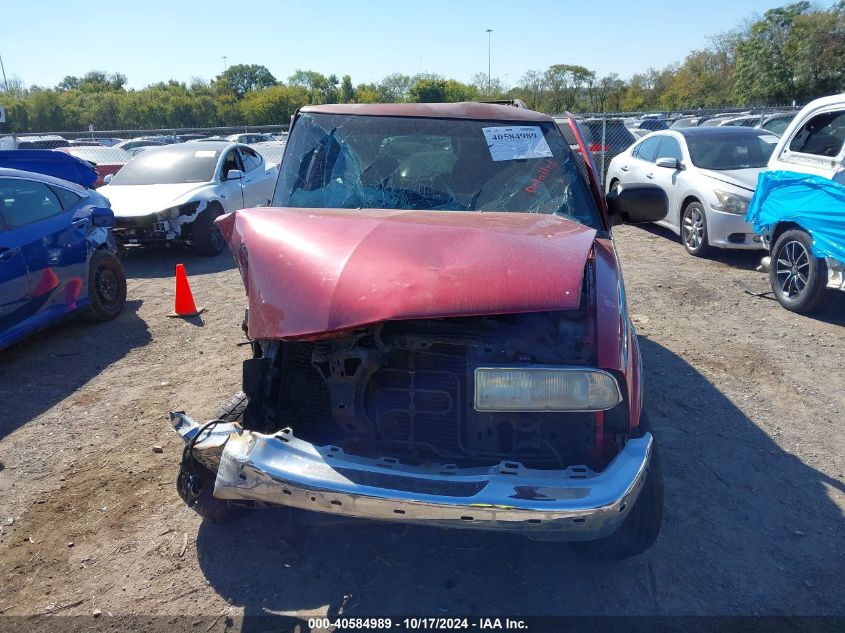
[161,201,202,220]
[712,189,751,215]
[474,367,622,412]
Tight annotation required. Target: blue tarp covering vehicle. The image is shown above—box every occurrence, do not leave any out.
[0,149,97,189]
[746,170,845,312]
[747,170,845,264]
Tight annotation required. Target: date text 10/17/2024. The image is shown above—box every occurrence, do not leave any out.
[306,617,529,630]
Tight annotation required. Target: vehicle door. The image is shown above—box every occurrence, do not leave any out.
[619,135,661,186]
[775,108,845,180]
[650,135,684,228]
[217,148,246,211]
[0,176,89,327]
[0,197,30,337]
[238,146,273,207]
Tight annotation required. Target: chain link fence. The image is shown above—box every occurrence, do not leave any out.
[555,105,803,185]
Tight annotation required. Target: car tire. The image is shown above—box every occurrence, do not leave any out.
[769,229,827,313]
[681,201,711,257]
[217,391,248,422]
[176,459,248,524]
[83,249,127,322]
[176,391,254,523]
[578,413,664,560]
[192,204,225,256]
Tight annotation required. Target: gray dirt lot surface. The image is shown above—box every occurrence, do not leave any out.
[0,224,843,624]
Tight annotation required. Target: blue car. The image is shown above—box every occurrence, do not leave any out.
[0,150,127,349]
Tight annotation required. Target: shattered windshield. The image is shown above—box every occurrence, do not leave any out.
[273,112,602,229]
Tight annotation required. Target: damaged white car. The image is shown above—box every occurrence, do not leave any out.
[99,141,277,255]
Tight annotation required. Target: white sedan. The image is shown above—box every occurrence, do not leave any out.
[605,127,779,256]
[99,141,277,255]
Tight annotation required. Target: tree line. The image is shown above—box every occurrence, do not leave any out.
[1,1,843,133]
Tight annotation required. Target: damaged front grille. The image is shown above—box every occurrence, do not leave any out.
[366,346,466,455]
[247,307,607,469]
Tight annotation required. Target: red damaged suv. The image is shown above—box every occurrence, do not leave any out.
[172,102,668,559]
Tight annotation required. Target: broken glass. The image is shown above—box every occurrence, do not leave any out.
[273,112,603,229]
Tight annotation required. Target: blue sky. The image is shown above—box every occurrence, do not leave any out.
[2,0,788,89]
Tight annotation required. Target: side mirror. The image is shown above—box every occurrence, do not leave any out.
[607,184,667,226]
[103,173,114,185]
[225,169,243,181]
[91,206,115,228]
[655,157,682,170]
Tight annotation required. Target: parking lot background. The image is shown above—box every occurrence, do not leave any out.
[4,104,800,180]
[0,222,842,624]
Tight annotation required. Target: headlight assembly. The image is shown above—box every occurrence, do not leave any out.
[712,189,751,215]
[161,201,203,221]
[474,367,623,412]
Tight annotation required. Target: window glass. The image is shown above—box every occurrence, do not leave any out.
[50,186,83,210]
[686,131,778,170]
[110,147,218,184]
[763,117,792,136]
[633,137,661,162]
[0,178,66,228]
[221,149,243,177]
[656,137,683,162]
[240,147,263,172]
[788,110,845,157]
[273,112,604,230]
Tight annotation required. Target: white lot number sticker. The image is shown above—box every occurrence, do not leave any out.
[194,150,217,158]
[483,126,553,161]
[760,135,780,144]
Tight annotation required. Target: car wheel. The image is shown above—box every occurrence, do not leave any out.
[681,201,710,257]
[577,413,664,560]
[609,179,621,195]
[176,458,249,524]
[217,391,247,422]
[192,204,225,256]
[83,249,127,322]
[176,391,253,523]
[769,229,827,313]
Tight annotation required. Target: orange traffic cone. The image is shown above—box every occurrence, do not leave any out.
[169,263,205,318]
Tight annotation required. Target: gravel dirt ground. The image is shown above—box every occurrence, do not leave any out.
[0,224,843,630]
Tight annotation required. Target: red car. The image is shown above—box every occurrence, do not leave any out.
[171,102,668,558]
[55,146,132,188]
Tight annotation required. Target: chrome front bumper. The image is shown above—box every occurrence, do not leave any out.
[170,412,653,540]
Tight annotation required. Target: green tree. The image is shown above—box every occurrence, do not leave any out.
[340,75,355,103]
[216,64,276,99]
[543,64,595,112]
[354,83,381,103]
[378,73,412,102]
[587,73,625,112]
[470,73,502,99]
[661,48,733,109]
[445,79,479,102]
[408,77,447,102]
[239,85,309,125]
[517,70,546,110]
[734,2,811,104]
[288,70,339,104]
[787,6,845,101]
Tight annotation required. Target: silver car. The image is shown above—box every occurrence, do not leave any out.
[605,128,779,256]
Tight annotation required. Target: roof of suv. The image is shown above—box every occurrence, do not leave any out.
[300,102,553,123]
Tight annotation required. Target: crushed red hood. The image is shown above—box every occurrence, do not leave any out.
[217,208,597,340]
